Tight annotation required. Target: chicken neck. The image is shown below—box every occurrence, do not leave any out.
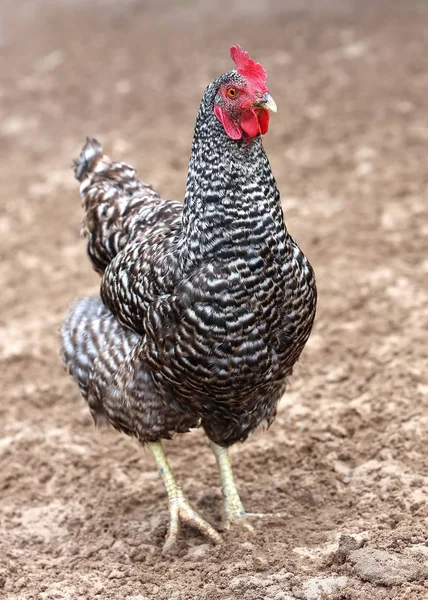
[180,77,289,264]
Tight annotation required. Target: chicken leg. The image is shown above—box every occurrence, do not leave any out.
[210,442,288,531]
[149,441,222,553]
[210,442,254,532]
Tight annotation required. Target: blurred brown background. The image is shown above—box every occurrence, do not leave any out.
[0,1,427,599]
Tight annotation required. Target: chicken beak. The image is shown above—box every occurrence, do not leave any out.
[253,92,277,113]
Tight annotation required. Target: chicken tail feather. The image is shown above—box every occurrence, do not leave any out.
[73,137,104,181]
[72,139,181,274]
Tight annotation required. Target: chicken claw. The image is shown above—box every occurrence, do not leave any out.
[149,442,222,553]
[210,442,255,532]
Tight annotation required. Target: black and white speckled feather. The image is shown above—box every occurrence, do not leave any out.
[74,138,182,275]
[61,296,198,438]
[61,67,316,447]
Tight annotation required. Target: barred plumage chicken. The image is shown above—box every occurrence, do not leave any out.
[61,45,317,553]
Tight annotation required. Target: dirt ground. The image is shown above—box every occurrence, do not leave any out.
[0,1,427,598]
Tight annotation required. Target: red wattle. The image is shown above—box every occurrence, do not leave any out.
[240,108,261,138]
[214,105,270,140]
[257,109,270,135]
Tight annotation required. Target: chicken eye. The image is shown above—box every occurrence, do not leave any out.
[227,88,239,98]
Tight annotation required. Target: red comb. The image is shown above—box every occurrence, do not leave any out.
[230,45,268,91]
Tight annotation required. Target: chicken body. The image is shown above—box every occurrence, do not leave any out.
[61,54,317,550]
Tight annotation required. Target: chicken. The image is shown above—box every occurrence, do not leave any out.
[60,45,317,553]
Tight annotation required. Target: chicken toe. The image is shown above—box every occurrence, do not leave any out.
[149,442,222,553]
[210,442,255,532]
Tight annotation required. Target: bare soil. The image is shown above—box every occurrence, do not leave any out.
[0,1,427,598]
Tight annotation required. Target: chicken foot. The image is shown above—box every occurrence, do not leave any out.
[210,442,287,531]
[149,441,222,553]
[210,442,255,531]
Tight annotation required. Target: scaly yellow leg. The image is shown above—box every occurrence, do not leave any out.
[149,441,222,553]
[210,442,288,531]
[210,442,254,531]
